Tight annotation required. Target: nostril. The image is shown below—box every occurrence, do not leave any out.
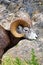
[35,36,38,38]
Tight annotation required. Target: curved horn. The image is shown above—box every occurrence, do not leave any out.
[10,19,31,38]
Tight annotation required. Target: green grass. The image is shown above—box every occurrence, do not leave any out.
[2,49,40,65]
[25,49,39,65]
[2,55,27,65]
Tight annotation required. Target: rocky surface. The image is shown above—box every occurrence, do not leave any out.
[0,4,15,30]
[2,20,43,65]
[0,0,43,30]
[2,39,43,65]
[0,0,43,65]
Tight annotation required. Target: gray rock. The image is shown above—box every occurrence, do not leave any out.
[32,13,43,29]
[3,0,10,4]
[0,0,42,17]
[8,2,18,12]
[0,0,3,3]
[35,21,43,28]
[0,4,8,20]
[2,39,43,65]
[0,12,15,30]
[2,0,10,5]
